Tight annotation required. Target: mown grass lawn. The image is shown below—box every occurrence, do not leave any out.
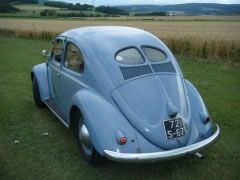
[0,36,239,179]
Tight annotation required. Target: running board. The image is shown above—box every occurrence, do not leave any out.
[44,99,69,128]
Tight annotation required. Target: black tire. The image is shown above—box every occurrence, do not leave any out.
[73,112,103,166]
[32,76,45,108]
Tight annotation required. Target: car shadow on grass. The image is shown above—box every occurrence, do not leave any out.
[90,155,205,179]
[41,107,206,178]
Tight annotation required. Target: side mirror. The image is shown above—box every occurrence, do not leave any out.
[42,49,50,57]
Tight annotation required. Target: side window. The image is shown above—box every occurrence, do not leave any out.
[64,42,84,73]
[51,39,64,63]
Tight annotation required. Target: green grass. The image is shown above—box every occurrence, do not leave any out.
[14,4,60,11]
[0,36,239,179]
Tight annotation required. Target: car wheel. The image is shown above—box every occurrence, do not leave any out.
[32,76,45,108]
[77,116,103,165]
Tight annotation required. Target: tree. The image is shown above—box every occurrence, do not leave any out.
[40,9,56,16]
[95,6,127,15]
[0,1,19,12]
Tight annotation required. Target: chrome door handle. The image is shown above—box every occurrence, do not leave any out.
[57,72,60,77]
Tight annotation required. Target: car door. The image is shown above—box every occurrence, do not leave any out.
[58,39,86,118]
[48,38,65,105]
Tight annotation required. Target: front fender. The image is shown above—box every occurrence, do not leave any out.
[70,89,139,155]
[31,63,50,101]
[185,80,214,143]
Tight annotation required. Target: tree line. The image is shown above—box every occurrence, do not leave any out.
[44,1,94,11]
[44,2,127,15]
[0,0,37,12]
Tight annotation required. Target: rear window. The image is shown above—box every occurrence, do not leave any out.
[142,47,167,62]
[115,48,145,65]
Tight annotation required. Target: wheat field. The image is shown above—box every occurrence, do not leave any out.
[0,17,239,61]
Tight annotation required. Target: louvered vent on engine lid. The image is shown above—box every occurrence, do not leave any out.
[119,65,153,80]
[151,62,176,73]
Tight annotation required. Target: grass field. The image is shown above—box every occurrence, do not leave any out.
[14,4,60,10]
[0,36,239,179]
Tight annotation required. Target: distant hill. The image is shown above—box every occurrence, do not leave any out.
[115,3,240,15]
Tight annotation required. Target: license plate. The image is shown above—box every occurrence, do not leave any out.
[163,118,185,139]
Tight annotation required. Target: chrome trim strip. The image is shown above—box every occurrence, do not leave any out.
[104,124,220,163]
[44,101,69,128]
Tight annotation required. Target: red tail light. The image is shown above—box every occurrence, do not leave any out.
[120,137,127,144]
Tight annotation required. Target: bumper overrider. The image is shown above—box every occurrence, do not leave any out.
[104,124,220,163]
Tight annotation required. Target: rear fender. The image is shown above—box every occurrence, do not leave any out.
[31,63,50,101]
[70,89,139,155]
[185,80,213,141]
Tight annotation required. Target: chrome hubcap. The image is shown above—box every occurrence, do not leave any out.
[78,121,93,155]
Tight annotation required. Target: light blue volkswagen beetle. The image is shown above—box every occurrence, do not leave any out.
[31,26,220,165]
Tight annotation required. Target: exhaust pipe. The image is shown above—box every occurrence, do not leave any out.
[195,152,204,159]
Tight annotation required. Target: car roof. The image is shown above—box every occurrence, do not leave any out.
[59,26,165,53]
[60,26,154,42]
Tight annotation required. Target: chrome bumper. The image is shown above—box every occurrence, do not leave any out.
[104,124,220,163]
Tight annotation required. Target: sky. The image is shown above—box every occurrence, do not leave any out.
[56,0,240,5]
